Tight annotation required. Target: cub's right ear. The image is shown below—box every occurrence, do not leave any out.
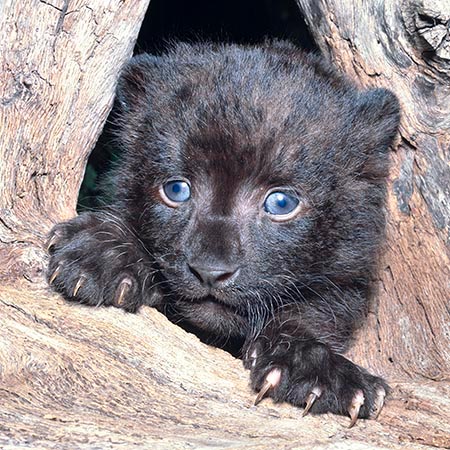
[116,54,159,112]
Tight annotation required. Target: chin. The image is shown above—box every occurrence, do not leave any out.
[176,296,247,332]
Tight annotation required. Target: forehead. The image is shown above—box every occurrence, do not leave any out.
[146,48,349,192]
[180,118,300,190]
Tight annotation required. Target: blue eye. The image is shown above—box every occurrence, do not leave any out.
[264,191,300,217]
[162,179,191,204]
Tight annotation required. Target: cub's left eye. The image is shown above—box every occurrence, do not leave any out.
[264,191,301,220]
[160,179,191,207]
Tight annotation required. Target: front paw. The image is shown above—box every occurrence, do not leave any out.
[244,337,388,426]
[47,212,152,312]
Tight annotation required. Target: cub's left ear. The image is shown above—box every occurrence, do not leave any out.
[356,88,401,149]
[350,88,401,178]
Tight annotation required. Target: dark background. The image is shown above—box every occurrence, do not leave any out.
[77,0,315,210]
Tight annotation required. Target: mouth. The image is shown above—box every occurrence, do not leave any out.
[190,294,241,314]
[157,264,245,313]
[173,293,248,339]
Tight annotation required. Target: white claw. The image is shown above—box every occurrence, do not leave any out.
[302,386,323,417]
[254,368,282,406]
[348,389,365,428]
[115,278,132,306]
[250,349,258,368]
[311,386,323,397]
[73,276,86,297]
[49,265,61,284]
[46,233,59,252]
[373,387,386,419]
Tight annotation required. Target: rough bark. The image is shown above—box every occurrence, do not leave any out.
[0,0,449,449]
[0,0,151,283]
[1,284,450,449]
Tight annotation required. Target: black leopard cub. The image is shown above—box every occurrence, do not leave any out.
[47,41,400,426]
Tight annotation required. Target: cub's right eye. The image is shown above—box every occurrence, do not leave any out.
[160,179,191,207]
[263,189,304,222]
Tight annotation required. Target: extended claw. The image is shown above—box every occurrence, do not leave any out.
[46,233,59,252]
[348,389,365,428]
[254,380,272,406]
[254,368,282,406]
[49,265,61,284]
[372,387,386,419]
[302,386,323,417]
[115,278,132,306]
[73,276,86,297]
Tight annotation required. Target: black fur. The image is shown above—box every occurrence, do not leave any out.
[47,41,400,419]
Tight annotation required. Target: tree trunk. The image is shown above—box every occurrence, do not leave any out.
[0,0,449,449]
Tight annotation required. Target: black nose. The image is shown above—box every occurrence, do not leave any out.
[188,264,239,288]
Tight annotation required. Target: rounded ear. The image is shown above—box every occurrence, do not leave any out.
[115,54,160,112]
[355,88,401,150]
[348,88,400,179]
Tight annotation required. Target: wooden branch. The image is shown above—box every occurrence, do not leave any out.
[1,283,449,448]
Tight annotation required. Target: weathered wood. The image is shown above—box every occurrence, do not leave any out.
[0,0,449,448]
[0,0,150,284]
[1,283,449,449]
